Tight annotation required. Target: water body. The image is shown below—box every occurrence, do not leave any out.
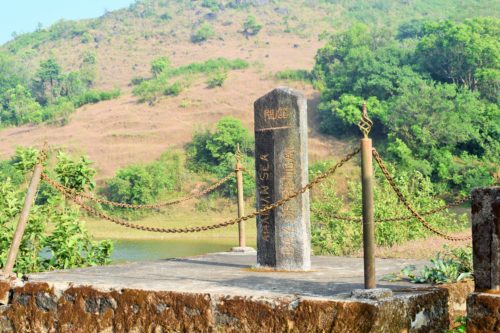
[110,206,470,263]
[111,238,256,263]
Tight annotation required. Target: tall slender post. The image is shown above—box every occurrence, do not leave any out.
[1,146,47,278]
[235,144,246,248]
[359,102,376,289]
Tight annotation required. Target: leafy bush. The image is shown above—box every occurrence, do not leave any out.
[187,117,255,196]
[275,69,313,82]
[191,23,215,43]
[133,58,248,103]
[103,150,185,207]
[130,76,146,85]
[313,20,499,193]
[0,149,112,275]
[242,15,262,37]
[54,152,96,192]
[311,166,468,255]
[167,58,248,76]
[206,71,227,88]
[73,88,121,107]
[163,82,183,96]
[399,246,473,284]
[159,13,172,21]
[151,56,170,78]
[202,0,221,12]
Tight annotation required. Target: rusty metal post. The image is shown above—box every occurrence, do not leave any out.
[235,144,246,248]
[359,102,376,289]
[2,149,46,278]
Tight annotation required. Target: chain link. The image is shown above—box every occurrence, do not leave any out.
[42,172,234,209]
[244,154,469,223]
[41,148,360,233]
[372,148,471,241]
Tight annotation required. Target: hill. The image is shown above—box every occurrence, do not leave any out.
[0,0,498,178]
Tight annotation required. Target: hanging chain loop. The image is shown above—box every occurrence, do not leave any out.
[41,148,360,233]
[372,148,471,241]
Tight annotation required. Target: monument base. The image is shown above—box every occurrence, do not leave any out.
[230,247,256,253]
[467,292,500,333]
[0,253,474,332]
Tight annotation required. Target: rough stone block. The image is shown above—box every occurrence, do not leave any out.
[351,288,393,300]
[471,186,500,291]
[467,292,500,333]
[0,281,11,306]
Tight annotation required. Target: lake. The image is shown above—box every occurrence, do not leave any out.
[111,238,256,263]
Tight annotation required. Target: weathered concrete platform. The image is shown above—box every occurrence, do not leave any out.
[27,253,428,297]
[0,253,474,332]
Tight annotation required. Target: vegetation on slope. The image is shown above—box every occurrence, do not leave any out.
[0,148,112,275]
[132,57,249,104]
[313,19,499,194]
[0,53,120,127]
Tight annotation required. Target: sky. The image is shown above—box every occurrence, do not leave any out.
[0,0,136,45]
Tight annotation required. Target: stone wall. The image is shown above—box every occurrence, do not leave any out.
[0,280,473,333]
[467,187,500,333]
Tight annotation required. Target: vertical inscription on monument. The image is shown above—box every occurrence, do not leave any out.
[254,87,311,271]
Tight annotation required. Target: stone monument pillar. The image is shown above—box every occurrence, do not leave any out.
[254,87,310,271]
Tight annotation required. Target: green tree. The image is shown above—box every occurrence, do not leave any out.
[0,53,26,96]
[79,50,97,87]
[105,165,155,205]
[32,58,63,105]
[0,85,43,125]
[415,19,499,99]
[187,117,255,196]
[0,149,112,276]
[187,117,253,171]
[54,152,96,192]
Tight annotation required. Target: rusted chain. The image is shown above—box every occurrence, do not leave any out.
[41,147,360,233]
[241,167,256,181]
[372,148,471,241]
[41,172,234,209]
[244,151,468,223]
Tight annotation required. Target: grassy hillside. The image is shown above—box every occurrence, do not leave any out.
[0,0,498,179]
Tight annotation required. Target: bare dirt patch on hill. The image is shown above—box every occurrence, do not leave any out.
[0,33,350,180]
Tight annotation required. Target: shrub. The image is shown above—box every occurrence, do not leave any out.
[54,152,96,192]
[105,165,155,205]
[311,166,469,255]
[163,81,183,96]
[130,76,146,85]
[399,246,473,284]
[242,15,262,37]
[202,0,220,12]
[275,69,313,82]
[103,150,185,207]
[0,150,112,276]
[159,13,172,21]
[80,32,93,44]
[191,23,215,43]
[186,117,255,196]
[132,58,248,103]
[151,56,170,78]
[73,88,121,107]
[206,71,227,88]
[168,58,248,76]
